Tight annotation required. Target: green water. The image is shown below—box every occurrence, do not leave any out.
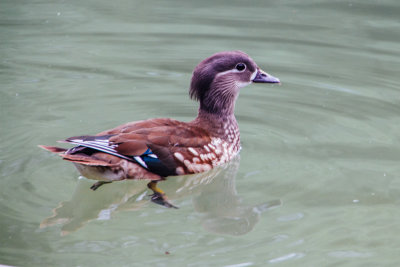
[1,0,400,266]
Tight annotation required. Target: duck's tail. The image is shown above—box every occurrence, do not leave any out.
[38,145,67,153]
[38,145,117,167]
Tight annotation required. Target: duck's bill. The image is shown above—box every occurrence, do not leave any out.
[252,68,280,83]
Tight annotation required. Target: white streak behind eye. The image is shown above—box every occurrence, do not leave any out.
[215,68,242,78]
[215,67,257,89]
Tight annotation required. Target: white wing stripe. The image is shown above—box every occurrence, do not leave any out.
[66,141,131,160]
[69,139,116,148]
[134,156,148,169]
[67,139,153,170]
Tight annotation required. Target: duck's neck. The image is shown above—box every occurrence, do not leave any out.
[199,85,239,116]
[193,109,240,143]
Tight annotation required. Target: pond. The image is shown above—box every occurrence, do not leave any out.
[1,0,400,266]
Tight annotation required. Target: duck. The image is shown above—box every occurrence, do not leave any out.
[39,50,280,208]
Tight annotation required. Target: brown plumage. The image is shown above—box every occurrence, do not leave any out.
[39,50,280,208]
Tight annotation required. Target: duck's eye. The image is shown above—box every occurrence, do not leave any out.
[235,63,246,71]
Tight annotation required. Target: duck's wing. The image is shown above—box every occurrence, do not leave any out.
[109,121,217,175]
[43,118,215,176]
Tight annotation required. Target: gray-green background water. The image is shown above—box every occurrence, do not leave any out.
[1,0,400,266]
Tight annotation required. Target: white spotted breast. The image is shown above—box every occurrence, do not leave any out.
[172,137,240,175]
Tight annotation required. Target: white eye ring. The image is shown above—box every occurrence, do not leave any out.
[235,63,246,72]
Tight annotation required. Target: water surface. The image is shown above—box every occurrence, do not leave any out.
[1,0,400,266]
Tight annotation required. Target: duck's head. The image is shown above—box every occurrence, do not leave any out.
[190,51,279,115]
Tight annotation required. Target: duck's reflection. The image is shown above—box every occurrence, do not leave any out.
[40,157,281,236]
